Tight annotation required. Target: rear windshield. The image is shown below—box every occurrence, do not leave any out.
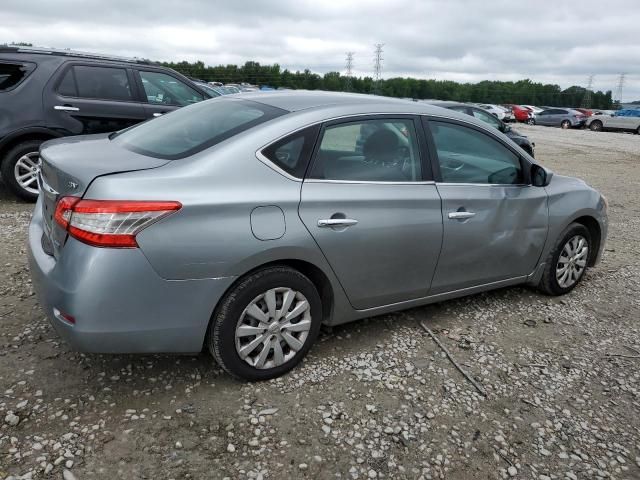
[113,98,286,159]
[0,61,36,91]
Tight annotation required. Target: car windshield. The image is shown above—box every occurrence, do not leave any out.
[113,98,286,159]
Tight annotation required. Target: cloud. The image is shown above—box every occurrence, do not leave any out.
[1,0,638,99]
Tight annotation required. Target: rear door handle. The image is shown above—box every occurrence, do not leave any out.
[153,112,164,117]
[317,218,358,228]
[448,211,476,220]
[54,105,80,112]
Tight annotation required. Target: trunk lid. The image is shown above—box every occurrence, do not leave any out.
[38,133,169,258]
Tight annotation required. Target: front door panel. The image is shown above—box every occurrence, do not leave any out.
[431,184,548,293]
[299,182,443,310]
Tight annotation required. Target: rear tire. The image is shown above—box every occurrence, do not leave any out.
[590,120,603,132]
[1,140,43,202]
[526,118,535,125]
[538,223,591,296]
[561,120,571,129]
[208,266,322,381]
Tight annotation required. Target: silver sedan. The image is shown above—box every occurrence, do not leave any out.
[28,92,608,380]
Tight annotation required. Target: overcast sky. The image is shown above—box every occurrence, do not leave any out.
[2,0,639,100]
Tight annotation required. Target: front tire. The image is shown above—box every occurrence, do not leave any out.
[561,120,571,129]
[1,140,43,202]
[538,223,591,296]
[208,266,322,381]
[526,118,535,125]
[590,120,603,132]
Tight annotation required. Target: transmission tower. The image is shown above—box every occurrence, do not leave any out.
[344,52,354,92]
[373,43,384,94]
[581,74,594,109]
[615,73,626,105]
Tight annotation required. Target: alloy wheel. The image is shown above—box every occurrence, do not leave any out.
[561,120,571,129]
[13,152,41,195]
[235,287,312,369]
[555,235,589,289]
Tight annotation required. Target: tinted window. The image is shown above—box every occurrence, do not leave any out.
[57,68,77,96]
[261,126,319,178]
[471,108,501,129]
[72,66,132,101]
[139,71,204,106]
[309,118,422,182]
[430,121,522,185]
[448,106,469,113]
[0,61,36,91]
[113,98,285,160]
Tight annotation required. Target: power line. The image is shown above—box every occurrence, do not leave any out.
[345,51,354,92]
[373,43,384,94]
[581,74,594,109]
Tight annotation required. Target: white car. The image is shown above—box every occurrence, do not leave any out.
[477,104,510,121]
[521,105,544,116]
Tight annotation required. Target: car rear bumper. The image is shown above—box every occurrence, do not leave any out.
[27,198,235,354]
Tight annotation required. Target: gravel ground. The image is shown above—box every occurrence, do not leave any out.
[1,125,639,480]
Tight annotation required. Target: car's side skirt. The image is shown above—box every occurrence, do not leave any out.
[327,274,531,326]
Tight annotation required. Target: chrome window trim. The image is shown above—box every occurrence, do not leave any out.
[435,182,531,188]
[305,179,436,185]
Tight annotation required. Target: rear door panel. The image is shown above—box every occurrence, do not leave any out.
[43,63,147,136]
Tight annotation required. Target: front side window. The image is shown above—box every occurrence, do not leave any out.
[261,126,319,178]
[113,98,285,159]
[0,61,36,91]
[139,71,204,106]
[429,120,522,185]
[72,66,132,101]
[309,118,422,182]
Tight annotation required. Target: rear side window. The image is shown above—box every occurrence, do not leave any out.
[59,65,132,101]
[261,125,320,178]
[0,61,36,91]
[113,98,286,159]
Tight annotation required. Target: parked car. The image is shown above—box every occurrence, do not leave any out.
[476,104,507,120]
[427,101,535,157]
[586,110,640,133]
[510,105,535,124]
[192,80,225,97]
[521,105,544,116]
[28,91,607,380]
[574,108,593,117]
[534,108,586,129]
[0,46,211,201]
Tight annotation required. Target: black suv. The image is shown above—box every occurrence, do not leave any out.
[424,101,536,158]
[0,47,211,200]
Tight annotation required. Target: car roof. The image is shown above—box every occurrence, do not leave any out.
[0,45,157,65]
[236,90,436,113]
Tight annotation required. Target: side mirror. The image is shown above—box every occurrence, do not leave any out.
[531,163,553,187]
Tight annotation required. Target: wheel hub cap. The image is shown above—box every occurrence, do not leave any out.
[235,287,312,370]
[555,235,589,289]
[14,152,41,195]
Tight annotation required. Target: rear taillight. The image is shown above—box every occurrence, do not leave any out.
[54,197,181,248]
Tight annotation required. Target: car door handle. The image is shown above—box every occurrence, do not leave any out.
[317,218,358,228]
[54,105,80,112]
[448,211,476,220]
[153,113,164,117]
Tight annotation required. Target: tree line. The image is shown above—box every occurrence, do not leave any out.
[163,60,614,109]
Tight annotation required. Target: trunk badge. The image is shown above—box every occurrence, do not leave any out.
[67,181,79,190]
